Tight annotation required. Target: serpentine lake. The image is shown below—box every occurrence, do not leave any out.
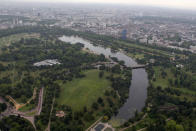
[59,35,148,123]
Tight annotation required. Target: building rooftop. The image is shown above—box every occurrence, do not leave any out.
[33,59,61,67]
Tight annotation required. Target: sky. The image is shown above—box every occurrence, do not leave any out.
[9,0,196,10]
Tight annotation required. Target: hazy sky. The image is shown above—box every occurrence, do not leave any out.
[11,0,196,10]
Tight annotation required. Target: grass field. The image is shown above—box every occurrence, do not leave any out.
[0,33,40,47]
[57,69,112,111]
[151,66,196,102]
[117,41,173,57]
[152,67,173,88]
[19,103,36,112]
[26,111,37,116]
[127,52,144,59]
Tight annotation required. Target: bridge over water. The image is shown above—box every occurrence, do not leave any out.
[131,64,147,69]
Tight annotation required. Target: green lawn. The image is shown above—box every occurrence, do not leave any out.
[126,52,144,60]
[152,66,196,102]
[176,88,196,95]
[19,103,36,112]
[26,111,37,116]
[152,67,173,88]
[57,69,111,111]
[0,33,39,47]
[192,120,196,131]
[117,41,173,57]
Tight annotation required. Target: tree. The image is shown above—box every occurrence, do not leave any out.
[130,126,136,131]
[0,103,7,113]
[99,71,104,78]
[166,120,177,131]
[168,79,173,86]
[176,124,184,131]
[103,116,109,122]
[97,97,103,104]
[84,113,94,121]
[99,65,105,70]
[83,106,87,113]
[92,102,99,110]
[111,65,121,73]
[104,90,110,96]
[0,115,34,131]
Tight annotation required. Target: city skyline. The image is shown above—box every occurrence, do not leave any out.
[6,0,196,10]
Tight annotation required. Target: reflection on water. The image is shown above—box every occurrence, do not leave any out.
[59,35,148,123]
[59,36,138,67]
[113,69,148,124]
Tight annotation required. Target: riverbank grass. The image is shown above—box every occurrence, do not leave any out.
[151,66,196,102]
[57,69,111,111]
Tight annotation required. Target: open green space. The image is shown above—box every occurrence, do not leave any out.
[117,41,173,57]
[152,66,173,88]
[126,52,145,60]
[0,26,195,131]
[57,69,112,111]
[151,66,196,102]
[26,111,37,116]
[0,33,40,48]
[18,103,36,112]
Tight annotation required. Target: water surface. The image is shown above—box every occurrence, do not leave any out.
[59,35,148,123]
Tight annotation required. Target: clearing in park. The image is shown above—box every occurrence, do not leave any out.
[57,69,111,111]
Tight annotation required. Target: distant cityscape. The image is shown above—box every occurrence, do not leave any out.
[0,2,196,53]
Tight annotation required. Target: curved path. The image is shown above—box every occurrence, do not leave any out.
[6,88,37,110]
[45,97,55,131]
[0,87,44,130]
[119,114,147,131]
[85,117,103,131]
[37,87,44,115]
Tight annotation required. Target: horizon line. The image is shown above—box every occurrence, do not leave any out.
[2,0,196,12]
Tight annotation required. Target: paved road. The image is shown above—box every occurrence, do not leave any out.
[119,114,147,131]
[45,97,55,131]
[37,87,44,115]
[11,113,36,129]
[137,128,146,131]
[0,87,44,130]
[0,99,36,129]
[86,117,103,131]
[0,100,14,119]
[0,96,5,103]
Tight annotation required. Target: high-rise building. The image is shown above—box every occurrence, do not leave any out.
[121,29,127,40]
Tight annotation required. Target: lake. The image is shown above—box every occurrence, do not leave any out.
[59,35,148,124]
